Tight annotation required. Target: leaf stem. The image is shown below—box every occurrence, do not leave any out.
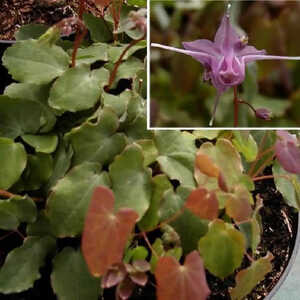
[233,86,239,127]
[142,232,158,259]
[252,174,291,182]
[105,32,146,92]
[251,153,276,179]
[0,189,43,202]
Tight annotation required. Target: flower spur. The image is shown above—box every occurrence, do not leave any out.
[151,14,300,126]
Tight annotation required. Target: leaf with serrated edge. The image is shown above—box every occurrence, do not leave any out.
[49,65,109,112]
[155,251,210,300]
[232,132,258,163]
[155,131,197,187]
[0,236,56,294]
[229,252,273,300]
[51,247,101,300]
[66,108,127,166]
[46,162,107,237]
[109,144,152,219]
[198,219,246,279]
[2,40,69,84]
[185,188,219,220]
[0,137,27,190]
[82,186,138,276]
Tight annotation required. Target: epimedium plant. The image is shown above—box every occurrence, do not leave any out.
[0,3,299,300]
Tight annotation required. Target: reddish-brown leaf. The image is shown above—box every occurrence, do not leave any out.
[155,251,210,300]
[195,152,220,178]
[93,0,112,15]
[185,188,219,220]
[225,186,253,223]
[82,186,138,277]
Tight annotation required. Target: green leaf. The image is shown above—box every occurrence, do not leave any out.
[0,236,56,294]
[125,114,152,141]
[2,40,69,84]
[138,174,171,231]
[172,208,208,254]
[105,57,144,88]
[45,139,73,191]
[136,139,158,167]
[102,91,130,117]
[15,24,49,41]
[4,83,56,133]
[66,108,127,166]
[229,253,273,300]
[238,198,262,252]
[46,162,108,237]
[108,41,146,63]
[127,0,146,6]
[26,210,56,237]
[83,13,113,43]
[51,247,101,300]
[74,43,109,66]
[0,195,37,230]
[193,130,220,140]
[23,153,53,191]
[22,134,58,154]
[48,65,109,112]
[198,219,246,279]
[0,95,54,139]
[232,132,258,162]
[273,161,300,210]
[0,137,27,190]
[109,144,152,219]
[125,246,149,262]
[154,131,197,187]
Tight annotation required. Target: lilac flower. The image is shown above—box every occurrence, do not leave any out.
[151,14,300,125]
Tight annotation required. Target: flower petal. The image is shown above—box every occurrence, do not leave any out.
[214,15,240,52]
[183,39,220,56]
[151,43,211,65]
[243,54,300,64]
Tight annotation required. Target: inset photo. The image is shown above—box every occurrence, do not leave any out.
[149,0,300,128]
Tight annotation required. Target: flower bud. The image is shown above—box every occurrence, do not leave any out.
[255,108,272,120]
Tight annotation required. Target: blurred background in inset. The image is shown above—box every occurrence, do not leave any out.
[150,0,300,128]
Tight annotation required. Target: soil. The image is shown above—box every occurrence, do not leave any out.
[0,0,102,40]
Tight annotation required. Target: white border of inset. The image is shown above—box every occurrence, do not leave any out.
[146,0,300,131]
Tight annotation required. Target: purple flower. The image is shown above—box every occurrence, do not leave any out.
[152,14,300,125]
[275,131,300,174]
[255,108,272,120]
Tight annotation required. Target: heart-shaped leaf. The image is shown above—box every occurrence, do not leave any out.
[82,186,138,277]
[185,188,219,220]
[155,251,210,300]
[198,219,246,279]
[195,152,220,178]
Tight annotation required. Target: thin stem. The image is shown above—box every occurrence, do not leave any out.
[71,0,87,68]
[71,28,88,68]
[105,32,146,91]
[238,99,256,114]
[251,153,275,179]
[142,232,158,259]
[0,189,43,202]
[253,174,291,182]
[248,147,275,177]
[248,132,270,176]
[233,86,239,127]
[0,231,15,241]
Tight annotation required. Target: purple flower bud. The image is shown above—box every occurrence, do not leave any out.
[151,14,300,125]
[255,108,272,120]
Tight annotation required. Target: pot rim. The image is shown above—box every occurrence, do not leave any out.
[266,212,300,299]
